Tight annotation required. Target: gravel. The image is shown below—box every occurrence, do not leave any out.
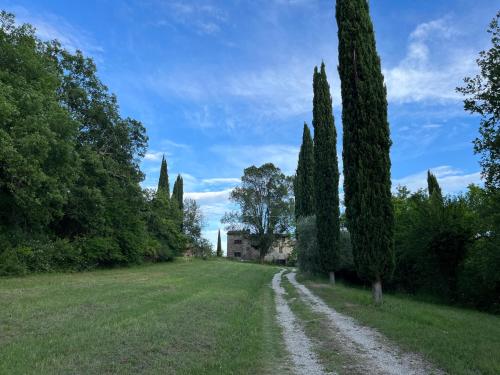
[272,270,331,375]
[286,271,444,375]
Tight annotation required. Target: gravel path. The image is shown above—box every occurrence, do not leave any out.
[272,270,330,375]
[286,271,444,375]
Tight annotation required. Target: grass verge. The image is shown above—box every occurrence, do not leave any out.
[299,275,500,375]
[0,259,290,374]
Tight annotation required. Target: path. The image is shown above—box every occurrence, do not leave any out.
[272,270,444,375]
[271,270,331,375]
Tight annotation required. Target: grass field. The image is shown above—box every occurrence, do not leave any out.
[300,275,500,375]
[2,260,499,375]
[0,260,291,375]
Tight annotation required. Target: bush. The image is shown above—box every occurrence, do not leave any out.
[0,247,27,276]
[191,238,214,259]
[77,236,124,267]
[296,216,322,275]
[458,236,500,312]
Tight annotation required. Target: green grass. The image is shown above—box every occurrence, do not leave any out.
[300,275,500,375]
[0,259,292,375]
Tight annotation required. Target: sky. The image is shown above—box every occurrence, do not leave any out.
[1,0,497,253]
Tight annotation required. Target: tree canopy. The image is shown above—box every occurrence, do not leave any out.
[222,163,294,259]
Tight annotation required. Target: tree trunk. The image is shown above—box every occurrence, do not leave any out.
[372,279,383,304]
[329,271,336,284]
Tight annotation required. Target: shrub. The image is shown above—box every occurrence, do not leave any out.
[0,247,27,276]
[296,216,322,275]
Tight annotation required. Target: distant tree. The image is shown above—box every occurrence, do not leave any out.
[216,229,222,257]
[183,198,213,258]
[427,170,443,201]
[336,0,394,303]
[294,123,315,218]
[222,163,294,260]
[172,174,184,230]
[172,175,184,211]
[457,11,500,191]
[312,63,341,280]
[157,156,170,198]
[183,199,204,243]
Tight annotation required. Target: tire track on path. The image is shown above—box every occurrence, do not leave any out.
[286,271,444,375]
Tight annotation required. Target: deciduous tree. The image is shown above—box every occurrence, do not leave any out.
[222,163,294,260]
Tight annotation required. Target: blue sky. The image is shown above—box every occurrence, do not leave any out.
[2,0,497,252]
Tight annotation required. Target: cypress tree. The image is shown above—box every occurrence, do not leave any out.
[427,170,443,200]
[157,155,170,198]
[336,0,394,303]
[216,229,222,257]
[312,63,341,279]
[294,123,315,218]
[172,174,184,210]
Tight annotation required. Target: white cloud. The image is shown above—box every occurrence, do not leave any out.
[201,177,240,185]
[144,151,165,161]
[394,166,482,194]
[185,188,233,204]
[210,144,299,175]
[11,6,102,56]
[384,17,478,103]
[158,2,227,35]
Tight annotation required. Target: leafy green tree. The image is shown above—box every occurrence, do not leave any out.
[222,163,294,260]
[183,199,205,244]
[294,123,315,218]
[336,0,394,303]
[0,12,78,233]
[457,12,500,190]
[312,63,341,279]
[216,229,222,257]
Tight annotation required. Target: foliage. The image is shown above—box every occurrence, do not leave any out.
[294,123,315,218]
[296,215,353,277]
[183,198,205,243]
[157,155,170,199]
[312,63,341,275]
[183,198,213,258]
[191,237,214,259]
[216,229,222,257]
[391,183,500,312]
[336,0,394,296]
[457,11,500,190]
[0,12,186,275]
[222,163,294,259]
[296,216,321,275]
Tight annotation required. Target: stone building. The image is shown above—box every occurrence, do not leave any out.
[226,230,294,264]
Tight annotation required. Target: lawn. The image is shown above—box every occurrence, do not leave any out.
[299,275,500,375]
[0,259,291,375]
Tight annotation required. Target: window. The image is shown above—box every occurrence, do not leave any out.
[234,239,242,244]
[234,252,241,257]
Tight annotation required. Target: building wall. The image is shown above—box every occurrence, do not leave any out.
[226,232,294,263]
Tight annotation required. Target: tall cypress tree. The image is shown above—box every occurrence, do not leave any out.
[427,170,443,200]
[336,0,394,303]
[294,123,315,218]
[216,229,222,257]
[172,174,184,210]
[312,63,341,279]
[157,155,170,198]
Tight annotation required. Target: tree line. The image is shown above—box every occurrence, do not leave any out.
[0,11,213,276]
[295,2,499,311]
